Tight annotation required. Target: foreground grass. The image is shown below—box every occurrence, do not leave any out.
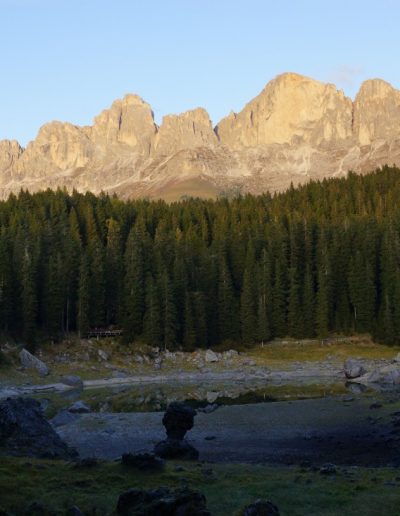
[1,457,400,515]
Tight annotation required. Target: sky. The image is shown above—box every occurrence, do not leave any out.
[1,0,399,146]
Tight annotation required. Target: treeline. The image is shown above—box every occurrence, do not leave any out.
[2,165,400,349]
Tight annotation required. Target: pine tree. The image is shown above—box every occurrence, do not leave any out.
[77,253,90,338]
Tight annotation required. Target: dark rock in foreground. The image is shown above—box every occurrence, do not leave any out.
[154,438,199,460]
[116,486,210,515]
[122,452,164,471]
[0,397,78,459]
[241,499,280,515]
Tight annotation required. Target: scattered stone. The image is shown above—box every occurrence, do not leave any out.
[60,375,83,388]
[320,463,337,475]
[121,452,164,471]
[205,350,219,363]
[50,409,79,427]
[198,404,219,414]
[0,397,77,459]
[68,401,90,414]
[98,349,109,361]
[344,358,365,379]
[19,349,49,376]
[241,499,280,516]
[112,370,128,379]
[116,486,210,516]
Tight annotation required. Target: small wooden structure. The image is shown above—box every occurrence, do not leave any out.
[86,329,123,339]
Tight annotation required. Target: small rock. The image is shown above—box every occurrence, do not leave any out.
[112,370,128,379]
[98,349,109,361]
[121,452,164,471]
[19,349,49,376]
[199,404,218,414]
[205,349,219,363]
[204,435,216,441]
[68,401,90,414]
[60,375,83,388]
[320,463,336,475]
[241,499,280,515]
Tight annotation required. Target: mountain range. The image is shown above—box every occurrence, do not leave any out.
[1,72,400,200]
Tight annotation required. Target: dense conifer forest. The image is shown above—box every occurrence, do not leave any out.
[2,166,400,349]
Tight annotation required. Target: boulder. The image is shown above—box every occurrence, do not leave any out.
[205,350,218,363]
[19,349,49,376]
[353,364,400,385]
[50,409,79,427]
[154,402,199,460]
[68,400,90,414]
[60,375,83,388]
[0,397,77,459]
[344,358,366,379]
[116,486,210,516]
[241,499,280,516]
[98,349,109,361]
[154,438,199,460]
[162,402,196,440]
[121,452,164,471]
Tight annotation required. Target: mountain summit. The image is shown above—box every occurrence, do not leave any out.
[1,73,400,200]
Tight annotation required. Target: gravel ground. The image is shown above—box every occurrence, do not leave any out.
[57,395,400,467]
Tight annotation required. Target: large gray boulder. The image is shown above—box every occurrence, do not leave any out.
[19,348,49,376]
[344,358,365,379]
[0,397,77,459]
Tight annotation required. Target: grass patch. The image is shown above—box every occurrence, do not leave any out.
[247,336,400,368]
[1,458,400,515]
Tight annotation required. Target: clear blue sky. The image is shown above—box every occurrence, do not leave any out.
[1,0,399,146]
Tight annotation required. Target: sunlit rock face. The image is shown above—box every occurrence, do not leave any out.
[216,72,353,148]
[353,79,400,145]
[1,73,400,200]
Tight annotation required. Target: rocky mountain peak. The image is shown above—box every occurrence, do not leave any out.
[216,72,353,149]
[1,73,400,201]
[91,93,156,153]
[152,107,218,156]
[354,79,400,145]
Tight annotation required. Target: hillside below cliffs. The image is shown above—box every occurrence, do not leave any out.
[2,72,400,200]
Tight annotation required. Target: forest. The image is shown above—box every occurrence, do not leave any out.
[2,165,400,350]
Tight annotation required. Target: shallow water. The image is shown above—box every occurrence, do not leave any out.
[34,378,368,417]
